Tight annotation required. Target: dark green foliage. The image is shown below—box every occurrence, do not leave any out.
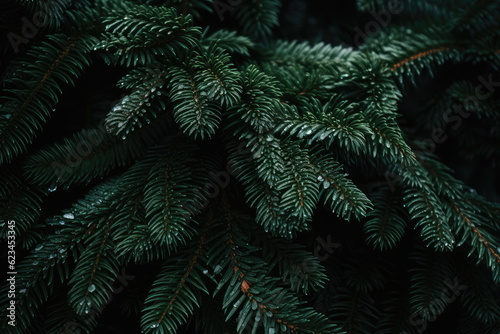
[0,168,46,247]
[1,0,500,333]
[311,149,372,221]
[98,5,201,67]
[0,32,97,164]
[364,188,406,250]
[201,29,255,56]
[235,0,281,40]
[141,254,209,333]
[106,61,170,138]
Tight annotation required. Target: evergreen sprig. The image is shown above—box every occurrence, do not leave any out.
[1,0,499,333]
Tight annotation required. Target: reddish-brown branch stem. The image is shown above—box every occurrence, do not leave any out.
[391,46,450,71]
[452,204,500,264]
[223,201,298,331]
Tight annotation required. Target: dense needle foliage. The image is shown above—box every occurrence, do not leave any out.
[1,0,500,333]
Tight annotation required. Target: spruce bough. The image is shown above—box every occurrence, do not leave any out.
[1,0,499,333]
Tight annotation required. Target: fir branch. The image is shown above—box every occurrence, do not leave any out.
[98,5,201,66]
[141,233,209,333]
[310,149,372,221]
[106,62,169,139]
[403,187,455,251]
[450,203,500,283]
[364,188,407,250]
[0,32,97,165]
[390,46,452,71]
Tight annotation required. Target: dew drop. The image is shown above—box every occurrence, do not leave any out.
[323,181,331,189]
[59,248,66,254]
[269,328,275,334]
[63,213,74,219]
[35,244,43,251]
[88,284,96,293]
[32,261,38,265]
[266,311,273,317]
[214,265,223,274]
[319,131,329,140]
[251,301,258,310]
[59,220,65,225]
[49,254,56,259]
[203,269,209,274]
[48,185,57,192]
[317,175,324,182]
[19,289,26,294]
[150,323,160,328]
[84,308,89,314]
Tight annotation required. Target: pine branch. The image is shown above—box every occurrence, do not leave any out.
[364,188,407,250]
[0,32,97,165]
[205,204,338,333]
[450,202,500,283]
[192,42,242,107]
[143,144,207,247]
[310,148,372,221]
[252,227,328,294]
[275,97,372,155]
[403,187,455,251]
[407,247,457,322]
[105,62,170,139]
[459,258,500,325]
[98,5,201,67]
[0,169,46,246]
[23,115,171,187]
[67,220,120,317]
[235,0,281,41]
[201,29,255,56]
[141,235,209,333]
